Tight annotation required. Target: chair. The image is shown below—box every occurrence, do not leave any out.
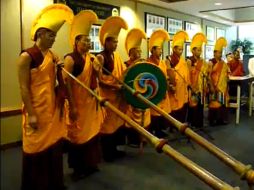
[249,81,254,116]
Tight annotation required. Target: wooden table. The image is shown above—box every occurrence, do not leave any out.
[229,75,254,124]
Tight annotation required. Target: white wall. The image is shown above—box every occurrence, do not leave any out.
[1,0,22,108]
[226,25,238,51]
[238,23,254,55]
[1,0,22,145]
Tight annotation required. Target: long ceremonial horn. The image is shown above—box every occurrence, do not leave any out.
[100,63,254,188]
[61,66,239,190]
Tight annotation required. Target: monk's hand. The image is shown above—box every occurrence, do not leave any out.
[28,115,38,129]
[91,57,103,72]
[96,54,104,66]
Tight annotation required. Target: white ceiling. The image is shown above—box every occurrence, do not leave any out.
[137,0,254,24]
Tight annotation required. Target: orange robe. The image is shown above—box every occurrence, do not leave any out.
[210,59,229,106]
[22,51,67,154]
[99,52,127,134]
[228,59,244,76]
[168,57,190,111]
[147,56,171,115]
[66,53,104,144]
[187,58,209,104]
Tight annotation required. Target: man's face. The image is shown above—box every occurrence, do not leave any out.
[226,53,233,62]
[192,47,202,58]
[214,50,222,59]
[130,47,142,61]
[76,35,91,52]
[233,50,240,60]
[151,46,162,58]
[173,46,183,57]
[39,29,56,48]
[105,37,118,52]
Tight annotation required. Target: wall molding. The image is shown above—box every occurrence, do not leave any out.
[0,107,22,118]
[0,141,22,150]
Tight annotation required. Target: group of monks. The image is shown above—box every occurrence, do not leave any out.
[16,4,244,190]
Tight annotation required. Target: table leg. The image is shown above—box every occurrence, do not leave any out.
[249,82,253,116]
[236,85,241,124]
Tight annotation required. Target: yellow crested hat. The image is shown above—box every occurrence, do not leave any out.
[172,30,189,48]
[99,16,128,46]
[214,37,227,52]
[31,4,74,41]
[70,10,98,47]
[125,28,146,55]
[190,32,207,50]
[148,29,170,51]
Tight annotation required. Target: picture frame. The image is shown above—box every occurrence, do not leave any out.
[145,12,166,38]
[89,24,103,53]
[216,28,226,39]
[184,21,200,40]
[206,26,215,42]
[185,43,192,58]
[205,45,214,61]
[168,40,173,55]
[167,17,183,35]
[54,0,120,19]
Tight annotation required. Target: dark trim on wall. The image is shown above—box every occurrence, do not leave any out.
[0,108,22,118]
[200,5,254,12]
[0,141,22,150]
[202,18,231,27]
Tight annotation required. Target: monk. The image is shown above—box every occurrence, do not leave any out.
[97,16,128,162]
[228,50,244,76]
[124,28,150,146]
[63,10,103,179]
[208,37,229,126]
[186,33,209,129]
[166,31,190,127]
[147,29,171,138]
[17,4,73,190]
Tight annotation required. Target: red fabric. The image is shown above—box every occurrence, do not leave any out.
[101,51,114,73]
[169,53,180,68]
[147,55,160,65]
[24,44,44,69]
[228,60,244,76]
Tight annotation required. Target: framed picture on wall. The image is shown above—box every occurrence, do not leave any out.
[167,17,183,35]
[185,43,192,58]
[184,21,200,40]
[206,26,215,42]
[145,12,166,38]
[90,24,103,53]
[205,45,214,61]
[216,28,226,39]
[168,40,173,55]
[54,0,120,19]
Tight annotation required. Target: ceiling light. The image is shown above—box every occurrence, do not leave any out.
[214,2,222,5]
[202,15,208,18]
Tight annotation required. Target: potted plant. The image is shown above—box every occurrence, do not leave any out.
[230,39,254,75]
[230,39,253,54]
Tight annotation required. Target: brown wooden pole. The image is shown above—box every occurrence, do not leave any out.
[62,67,239,190]
[136,90,254,187]
[101,66,254,187]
